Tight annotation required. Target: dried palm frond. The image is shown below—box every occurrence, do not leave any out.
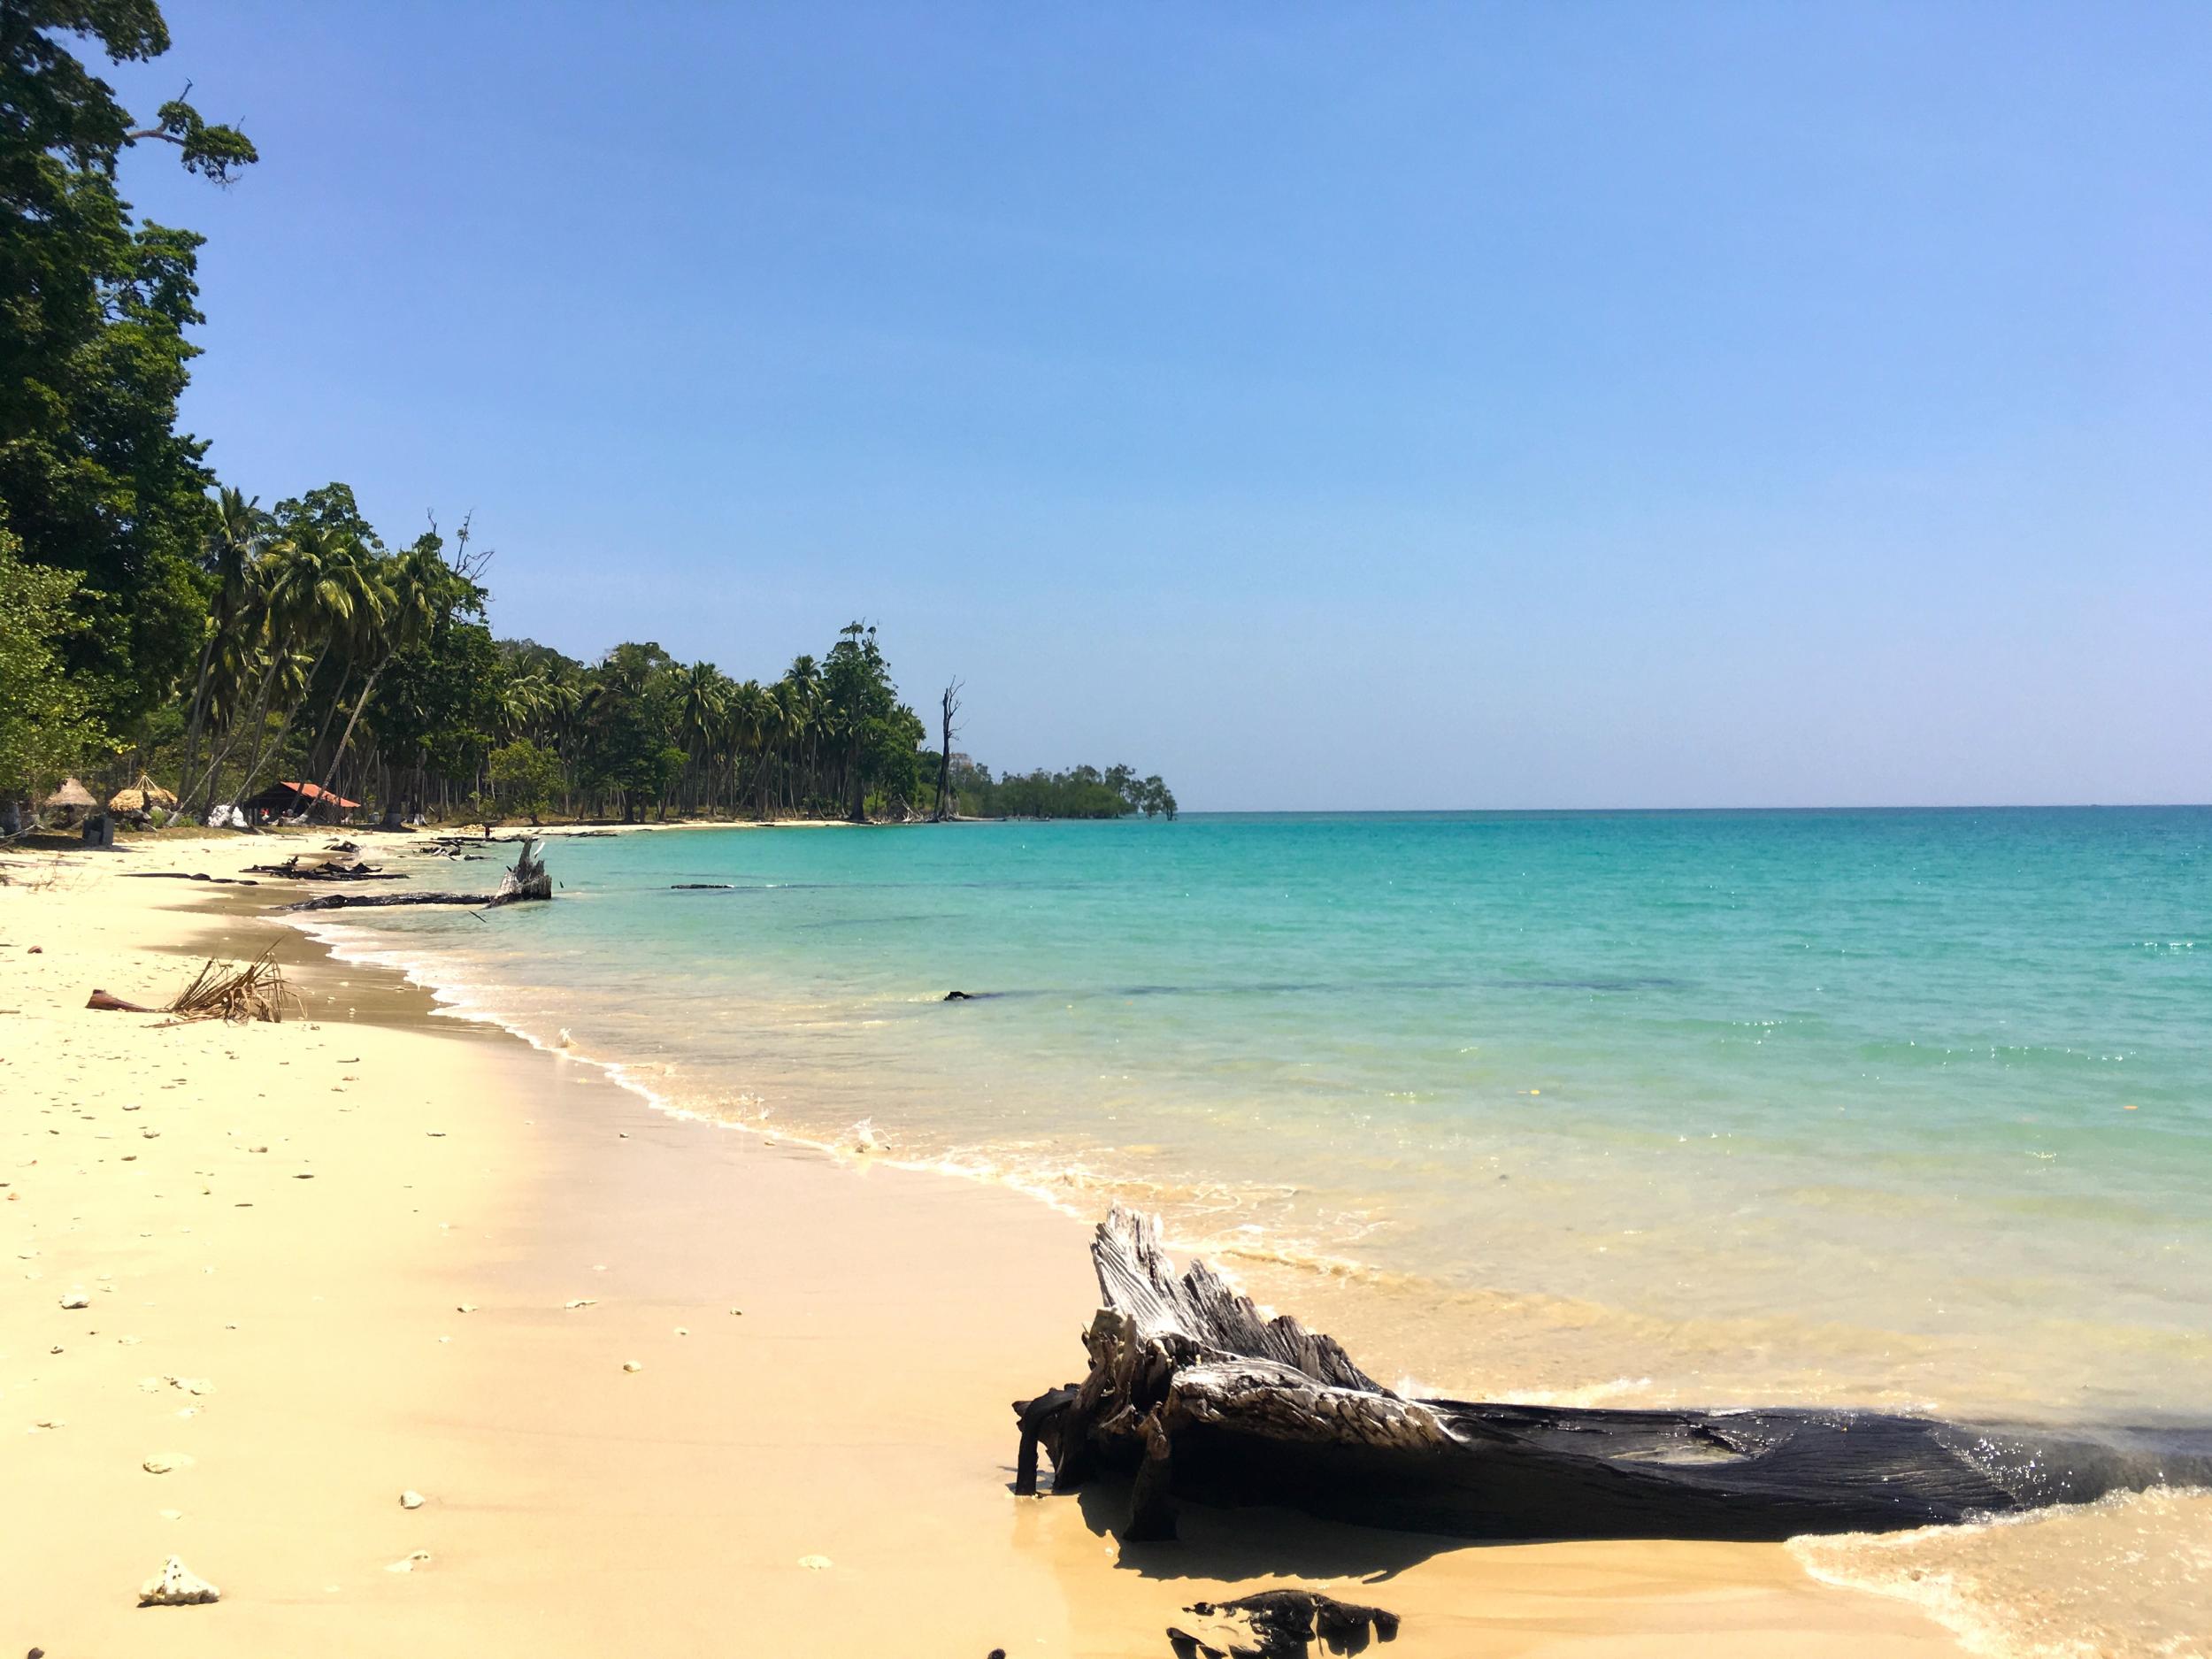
[165,945,302,1024]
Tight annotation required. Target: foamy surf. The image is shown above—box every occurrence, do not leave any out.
[1790,1486,2212,1659]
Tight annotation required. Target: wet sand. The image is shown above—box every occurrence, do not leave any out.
[0,830,1961,1655]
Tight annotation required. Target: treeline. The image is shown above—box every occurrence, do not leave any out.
[0,6,1174,834]
[131,472,941,823]
[485,627,931,824]
[951,762,1178,820]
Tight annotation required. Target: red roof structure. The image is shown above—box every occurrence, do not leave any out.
[243,780,361,813]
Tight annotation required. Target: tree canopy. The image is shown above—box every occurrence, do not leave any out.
[0,0,257,733]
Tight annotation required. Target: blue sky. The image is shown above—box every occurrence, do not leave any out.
[111,3,2209,809]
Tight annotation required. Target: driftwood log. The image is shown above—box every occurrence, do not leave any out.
[282,839,553,914]
[120,872,260,886]
[1014,1208,2212,1545]
[1169,1590,1399,1659]
[247,855,404,880]
[86,988,157,1011]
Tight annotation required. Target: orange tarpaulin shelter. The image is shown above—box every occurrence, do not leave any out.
[242,780,362,816]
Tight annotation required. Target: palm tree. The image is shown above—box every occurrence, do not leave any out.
[721,679,770,818]
[222,524,388,815]
[175,487,267,808]
[310,534,449,816]
[677,660,727,815]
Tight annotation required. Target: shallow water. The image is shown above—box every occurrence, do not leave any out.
[303,808,2212,1655]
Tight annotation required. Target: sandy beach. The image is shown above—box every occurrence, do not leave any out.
[1,829,1962,1657]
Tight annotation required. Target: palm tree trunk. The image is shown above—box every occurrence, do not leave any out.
[184,646,287,819]
[173,632,221,807]
[231,641,333,817]
[302,664,352,794]
[313,656,389,821]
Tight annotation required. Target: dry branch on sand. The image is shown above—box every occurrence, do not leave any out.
[165,946,303,1024]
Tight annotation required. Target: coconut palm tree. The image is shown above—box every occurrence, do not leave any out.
[175,487,268,805]
[677,660,728,814]
[221,524,388,814]
[309,533,450,816]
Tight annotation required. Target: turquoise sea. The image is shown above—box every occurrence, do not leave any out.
[303,809,2212,1653]
[311,808,2211,1421]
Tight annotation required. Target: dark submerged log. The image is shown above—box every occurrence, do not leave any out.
[281,840,553,914]
[1015,1207,2212,1546]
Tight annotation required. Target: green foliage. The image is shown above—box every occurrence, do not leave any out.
[488,738,562,824]
[0,525,109,801]
[950,760,1178,819]
[0,1,256,732]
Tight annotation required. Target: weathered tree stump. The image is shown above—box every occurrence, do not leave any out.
[1014,1208,2212,1546]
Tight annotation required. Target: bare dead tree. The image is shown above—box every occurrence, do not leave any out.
[934,679,964,822]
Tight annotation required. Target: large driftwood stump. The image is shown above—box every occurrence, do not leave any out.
[1014,1208,2212,1545]
[282,839,552,913]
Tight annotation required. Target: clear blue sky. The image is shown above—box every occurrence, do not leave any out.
[113,3,2209,809]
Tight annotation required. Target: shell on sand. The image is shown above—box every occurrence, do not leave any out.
[400,1490,425,1509]
[142,1453,195,1474]
[139,1555,219,1606]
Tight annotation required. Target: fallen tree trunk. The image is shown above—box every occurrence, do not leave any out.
[281,839,552,914]
[120,872,260,887]
[1014,1208,2212,1545]
[246,856,405,880]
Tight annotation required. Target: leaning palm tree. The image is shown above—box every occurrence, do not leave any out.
[220,525,388,816]
[310,533,449,818]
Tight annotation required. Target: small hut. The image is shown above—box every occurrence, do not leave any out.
[42,777,98,826]
[108,775,180,824]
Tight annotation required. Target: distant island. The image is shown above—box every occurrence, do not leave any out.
[948,760,1176,820]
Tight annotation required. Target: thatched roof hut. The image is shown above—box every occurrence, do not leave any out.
[43,778,97,811]
[109,774,180,814]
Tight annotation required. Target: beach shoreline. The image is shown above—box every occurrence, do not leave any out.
[1,828,1963,1656]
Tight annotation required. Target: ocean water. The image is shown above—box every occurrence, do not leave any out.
[301,808,2212,1654]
